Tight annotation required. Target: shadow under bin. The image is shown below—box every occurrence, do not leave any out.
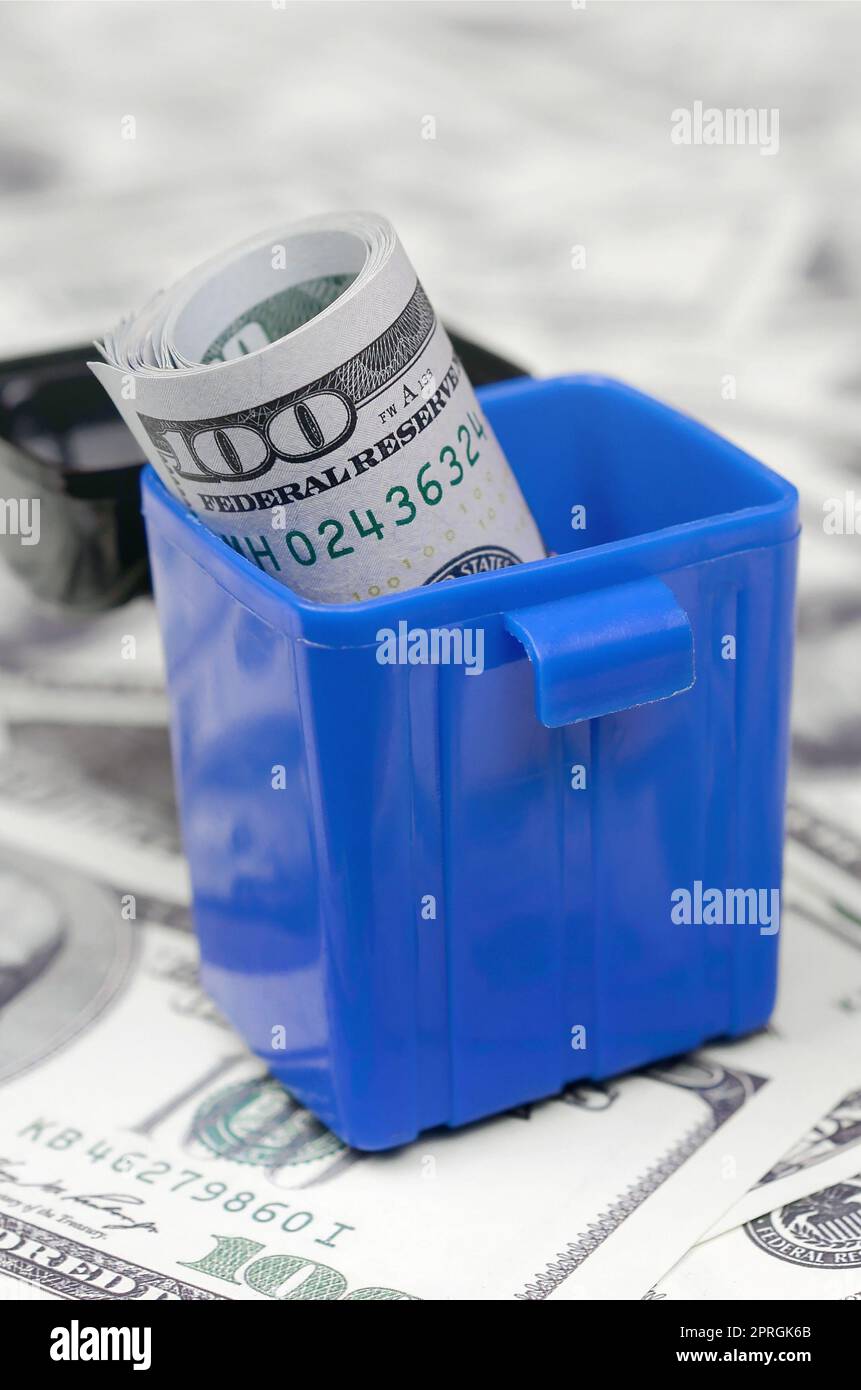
[142,374,799,1150]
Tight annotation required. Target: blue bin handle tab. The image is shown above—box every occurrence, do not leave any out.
[503,577,695,728]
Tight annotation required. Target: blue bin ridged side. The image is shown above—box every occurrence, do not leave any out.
[142,375,799,1150]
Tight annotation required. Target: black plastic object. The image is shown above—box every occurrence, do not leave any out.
[0,331,526,611]
[448,328,527,389]
[0,343,150,610]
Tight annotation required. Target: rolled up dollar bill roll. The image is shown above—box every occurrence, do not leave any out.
[91,212,545,603]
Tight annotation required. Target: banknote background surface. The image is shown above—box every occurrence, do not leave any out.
[1,0,861,1301]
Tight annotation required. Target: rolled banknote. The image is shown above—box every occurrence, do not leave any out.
[92,212,545,603]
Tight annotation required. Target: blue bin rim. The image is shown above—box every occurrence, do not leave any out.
[141,373,799,649]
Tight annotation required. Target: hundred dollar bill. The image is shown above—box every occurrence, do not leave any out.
[704,1084,861,1242]
[91,213,545,603]
[652,1171,861,1301]
[0,722,188,905]
[696,811,861,1239]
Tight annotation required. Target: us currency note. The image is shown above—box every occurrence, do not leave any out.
[784,801,861,944]
[91,213,545,603]
[0,837,859,1302]
[0,723,188,903]
[0,1267,55,1302]
[706,1086,861,1242]
[653,1172,861,1301]
[699,805,861,1238]
[0,572,167,728]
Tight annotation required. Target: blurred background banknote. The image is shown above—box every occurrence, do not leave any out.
[1,0,861,1300]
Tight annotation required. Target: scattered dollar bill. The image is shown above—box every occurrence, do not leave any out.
[0,724,188,904]
[704,1085,861,1240]
[653,1172,861,1301]
[0,576,168,729]
[696,803,861,1239]
[91,213,545,603]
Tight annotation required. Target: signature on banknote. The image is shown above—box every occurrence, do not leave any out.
[0,1159,158,1234]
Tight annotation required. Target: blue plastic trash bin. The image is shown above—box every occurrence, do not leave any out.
[142,374,799,1150]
